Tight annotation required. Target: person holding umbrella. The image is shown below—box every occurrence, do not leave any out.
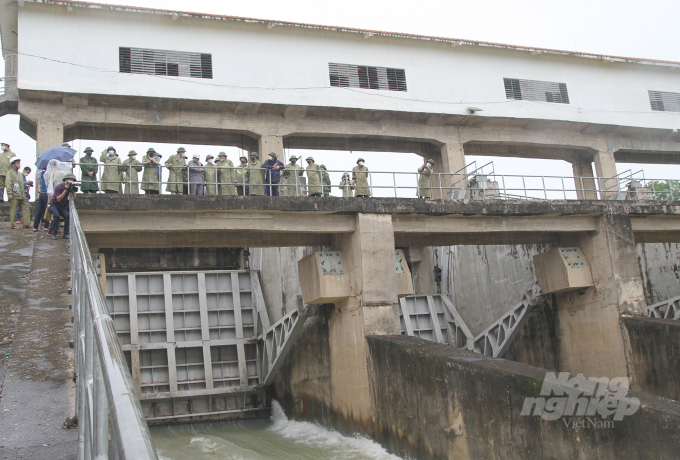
[5,157,30,229]
[79,147,99,193]
[0,141,16,201]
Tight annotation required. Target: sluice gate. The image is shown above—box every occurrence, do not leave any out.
[104,269,308,424]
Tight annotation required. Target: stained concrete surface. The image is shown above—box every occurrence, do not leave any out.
[0,226,76,460]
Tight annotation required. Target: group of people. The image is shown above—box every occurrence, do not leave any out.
[73,146,436,199]
[0,141,77,239]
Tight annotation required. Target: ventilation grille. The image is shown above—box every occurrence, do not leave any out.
[649,90,680,112]
[504,78,569,104]
[329,63,407,91]
[119,47,213,79]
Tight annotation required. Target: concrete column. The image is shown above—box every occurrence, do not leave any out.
[593,149,618,199]
[430,140,466,199]
[258,135,284,160]
[329,213,401,432]
[36,121,64,157]
[571,158,597,200]
[556,214,646,379]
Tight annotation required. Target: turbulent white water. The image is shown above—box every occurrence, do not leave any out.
[152,400,405,460]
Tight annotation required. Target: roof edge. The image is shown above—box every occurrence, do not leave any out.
[22,0,680,68]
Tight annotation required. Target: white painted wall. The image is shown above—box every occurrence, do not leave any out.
[16,3,680,130]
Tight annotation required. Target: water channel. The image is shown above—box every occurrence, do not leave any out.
[152,401,406,460]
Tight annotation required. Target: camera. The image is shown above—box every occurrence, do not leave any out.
[66,182,80,193]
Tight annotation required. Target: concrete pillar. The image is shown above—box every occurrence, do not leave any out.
[593,149,618,199]
[36,121,64,157]
[571,158,598,200]
[555,214,646,379]
[258,135,284,160]
[329,213,401,432]
[430,140,466,199]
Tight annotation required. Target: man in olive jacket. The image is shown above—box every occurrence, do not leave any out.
[352,157,371,197]
[165,147,187,194]
[141,148,161,194]
[122,151,143,194]
[99,146,123,193]
[248,152,265,196]
[203,155,217,195]
[305,157,322,197]
[79,147,99,193]
[216,152,237,196]
[0,141,16,201]
[6,157,30,228]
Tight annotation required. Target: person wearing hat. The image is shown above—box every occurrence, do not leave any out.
[216,152,236,196]
[282,155,303,196]
[187,153,205,195]
[141,148,161,194]
[99,146,123,193]
[165,147,187,194]
[236,154,249,196]
[122,151,143,195]
[0,141,16,201]
[263,152,284,197]
[320,165,331,197]
[78,147,99,193]
[418,159,435,199]
[203,155,217,195]
[352,158,371,197]
[305,157,322,197]
[5,157,30,229]
[247,152,265,196]
[48,173,77,240]
[339,172,354,198]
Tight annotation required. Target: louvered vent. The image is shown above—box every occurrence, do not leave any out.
[649,90,680,112]
[504,78,569,104]
[329,63,407,91]
[119,47,212,79]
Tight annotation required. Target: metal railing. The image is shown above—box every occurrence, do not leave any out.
[69,162,679,201]
[70,201,159,460]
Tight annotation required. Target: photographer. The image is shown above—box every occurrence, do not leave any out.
[48,173,77,240]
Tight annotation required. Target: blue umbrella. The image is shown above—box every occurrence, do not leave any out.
[35,146,77,169]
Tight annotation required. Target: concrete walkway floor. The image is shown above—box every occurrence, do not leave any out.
[0,225,77,460]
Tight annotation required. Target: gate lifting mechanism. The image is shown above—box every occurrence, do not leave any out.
[104,269,311,423]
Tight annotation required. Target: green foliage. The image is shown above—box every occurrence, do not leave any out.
[644,180,680,200]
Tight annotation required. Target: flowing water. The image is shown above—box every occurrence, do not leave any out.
[151,401,406,460]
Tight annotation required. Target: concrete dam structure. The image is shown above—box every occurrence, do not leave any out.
[1,1,680,459]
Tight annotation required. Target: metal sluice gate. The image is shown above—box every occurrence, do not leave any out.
[104,269,306,424]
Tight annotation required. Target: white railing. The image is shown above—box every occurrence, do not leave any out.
[70,201,159,460]
[69,162,678,201]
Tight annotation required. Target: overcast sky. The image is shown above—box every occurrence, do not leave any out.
[2,0,679,197]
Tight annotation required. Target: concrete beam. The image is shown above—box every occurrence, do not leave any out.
[631,216,680,243]
[283,105,308,119]
[391,214,598,234]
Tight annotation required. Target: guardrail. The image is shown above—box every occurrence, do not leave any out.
[64,162,678,201]
[70,201,159,459]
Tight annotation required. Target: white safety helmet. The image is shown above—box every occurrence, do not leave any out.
[1,141,9,146]
[9,157,20,164]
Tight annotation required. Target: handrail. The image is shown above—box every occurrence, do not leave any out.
[70,200,159,460]
[68,162,678,202]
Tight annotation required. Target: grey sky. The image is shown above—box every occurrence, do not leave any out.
[2,0,679,195]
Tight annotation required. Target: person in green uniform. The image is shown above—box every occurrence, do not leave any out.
[6,157,30,229]
[305,157,322,197]
[203,155,217,195]
[141,148,161,194]
[122,151,143,194]
[339,173,354,197]
[236,155,248,196]
[0,141,16,201]
[248,152,265,196]
[216,152,237,196]
[99,146,123,193]
[320,165,331,197]
[352,158,371,197]
[165,147,187,194]
[78,147,99,193]
[282,155,303,196]
[417,159,434,199]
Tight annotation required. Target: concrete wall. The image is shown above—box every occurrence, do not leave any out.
[366,335,680,460]
[637,243,680,305]
[624,317,680,400]
[16,3,680,130]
